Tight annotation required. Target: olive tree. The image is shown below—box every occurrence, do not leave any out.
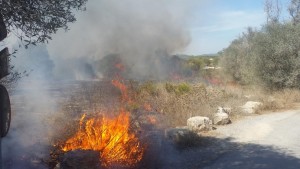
[219,28,259,85]
[0,0,88,84]
[220,0,300,90]
[254,23,300,89]
[0,0,88,47]
[289,0,300,24]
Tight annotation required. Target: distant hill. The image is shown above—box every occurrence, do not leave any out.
[175,53,219,59]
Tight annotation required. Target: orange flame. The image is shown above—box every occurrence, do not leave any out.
[61,78,144,167]
[62,111,143,167]
[112,79,131,103]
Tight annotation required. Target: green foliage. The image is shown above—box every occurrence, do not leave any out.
[183,56,220,78]
[219,27,259,85]
[1,0,87,46]
[138,81,158,96]
[187,58,205,72]
[254,23,300,89]
[220,22,300,89]
[165,83,174,93]
[165,82,191,95]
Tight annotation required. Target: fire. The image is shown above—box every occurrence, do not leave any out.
[62,110,143,167]
[61,78,144,167]
[112,79,132,103]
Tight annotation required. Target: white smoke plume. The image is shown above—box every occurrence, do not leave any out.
[1,1,196,168]
[1,45,56,169]
[48,0,191,80]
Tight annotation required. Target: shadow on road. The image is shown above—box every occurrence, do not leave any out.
[139,136,300,169]
[1,134,300,169]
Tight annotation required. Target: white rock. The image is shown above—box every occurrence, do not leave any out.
[187,116,212,132]
[213,107,231,125]
[216,106,232,114]
[241,101,262,114]
[223,107,232,115]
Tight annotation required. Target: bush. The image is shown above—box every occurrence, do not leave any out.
[165,82,191,95]
[137,81,158,96]
[220,22,300,90]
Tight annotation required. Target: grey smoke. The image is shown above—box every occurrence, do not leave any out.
[1,45,56,169]
[48,0,191,80]
[1,0,195,168]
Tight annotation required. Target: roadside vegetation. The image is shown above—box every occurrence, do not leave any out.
[220,0,300,90]
[50,0,300,158]
[53,0,300,139]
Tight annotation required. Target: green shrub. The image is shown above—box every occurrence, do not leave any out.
[176,83,191,94]
[220,0,300,90]
[138,81,158,96]
[165,82,191,95]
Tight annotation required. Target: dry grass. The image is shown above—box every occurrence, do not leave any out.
[50,80,300,138]
[255,89,300,113]
[134,82,300,126]
[134,82,247,126]
[46,80,300,168]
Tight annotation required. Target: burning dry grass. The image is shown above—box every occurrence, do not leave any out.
[47,80,146,168]
[47,80,300,168]
[61,111,144,167]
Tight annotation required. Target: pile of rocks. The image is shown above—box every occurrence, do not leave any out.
[186,107,232,133]
[166,107,232,142]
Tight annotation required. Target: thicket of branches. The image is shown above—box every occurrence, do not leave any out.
[220,0,300,90]
[0,0,87,47]
[0,0,87,84]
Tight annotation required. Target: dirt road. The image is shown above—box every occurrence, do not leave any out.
[203,110,300,169]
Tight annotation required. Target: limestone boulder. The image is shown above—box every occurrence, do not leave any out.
[241,101,262,114]
[213,107,231,125]
[187,116,212,132]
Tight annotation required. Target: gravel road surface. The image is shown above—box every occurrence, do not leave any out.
[203,110,300,169]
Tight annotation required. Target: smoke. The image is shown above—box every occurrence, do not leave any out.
[1,45,56,169]
[1,1,194,168]
[47,0,191,80]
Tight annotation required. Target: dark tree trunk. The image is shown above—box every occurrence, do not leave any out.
[0,14,7,42]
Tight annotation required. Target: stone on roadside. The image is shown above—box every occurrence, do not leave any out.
[213,107,231,125]
[222,107,232,115]
[187,116,212,132]
[241,101,262,114]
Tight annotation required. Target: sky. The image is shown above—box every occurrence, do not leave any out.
[184,0,290,55]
